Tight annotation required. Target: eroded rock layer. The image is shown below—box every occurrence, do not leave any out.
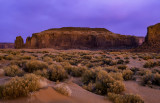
[15,27,139,49]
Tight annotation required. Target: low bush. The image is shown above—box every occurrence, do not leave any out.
[49,64,68,81]
[117,59,124,64]
[122,69,133,80]
[82,69,97,84]
[0,74,41,99]
[43,56,53,64]
[10,60,27,68]
[118,65,127,70]
[142,73,160,86]
[95,70,125,94]
[25,60,48,73]
[125,60,130,64]
[54,84,72,96]
[143,61,157,68]
[3,55,14,60]
[4,65,24,77]
[109,72,123,81]
[108,93,144,103]
[33,69,49,79]
[65,66,87,77]
[54,56,64,62]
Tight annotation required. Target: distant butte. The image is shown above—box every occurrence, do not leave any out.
[15,27,141,49]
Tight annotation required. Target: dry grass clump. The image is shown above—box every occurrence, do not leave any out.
[103,59,116,66]
[0,74,41,99]
[54,56,64,62]
[142,72,160,86]
[108,93,144,103]
[10,60,27,68]
[109,72,123,81]
[0,56,3,60]
[3,55,14,60]
[117,59,124,64]
[82,69,125,95]
[33,69,49,79]
[25,60,48,72]
[4,65,24,77]
[95,70,125,94]
[49,64,68,81]
[54,84,72,96]
[118,65,127,70]
[143,61,157,68]
[122,69,133,80]
[82,69,97,84]
[65,66,87,77]
[43,56,53,64]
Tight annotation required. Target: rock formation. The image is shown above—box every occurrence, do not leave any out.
[14,36,24,49]
[137,23,160,52]
[15,27,139,49]
[0,43,14,49]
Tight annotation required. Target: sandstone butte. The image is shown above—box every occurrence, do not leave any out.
[15,27,141,49]
[137,23,160,52]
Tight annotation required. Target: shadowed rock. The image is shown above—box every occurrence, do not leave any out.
[137,23,160,52]
[14,36,24,49]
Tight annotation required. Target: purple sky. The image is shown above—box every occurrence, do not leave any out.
[0,0,160,42]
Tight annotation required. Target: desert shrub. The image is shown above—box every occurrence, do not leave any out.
[125,60,130,64]
[4,65,24,77]
[104,67,120,73]
[65,66,87,77]
[85,62,94,68]
[33,69,49,79]
[54,56,64,62]
[54,84,72,96]
[137,69,151,76]
[25,60,48,73]
[118,65,127,70]
[0,74,40,99]
[3,55,14,60]
[142,55,153,60]
[95,70,125,94]
[143,61,157,68]
[10,60,27,68]
[115,57,120,59]
[122,69,133,80]
[82,69,97,84]
[132,56,137,59]
[43,56,53,64]
[108,93,144,103]
[142,73,160,86]
[103,59,116,66]
[82,55,92,60]
[0,56,3,60]
[124,57,129,60]
[82,82,96,92]
[49,64,68,81]
[117,59,124,64]
[109,72,123,81]
[20,55,32,60]
[130,67,140,75]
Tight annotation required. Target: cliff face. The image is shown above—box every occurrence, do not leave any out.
[15,27,139,49]
[145,23,160,46]
[0,43,14,49]
[137,23,160,52]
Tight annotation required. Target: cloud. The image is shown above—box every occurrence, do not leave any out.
[0,0,160,42]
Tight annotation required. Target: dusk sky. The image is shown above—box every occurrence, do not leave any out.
[0,0,160,42]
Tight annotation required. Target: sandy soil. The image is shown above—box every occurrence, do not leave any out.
[124,81,160,103]
[0,78,111,103]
